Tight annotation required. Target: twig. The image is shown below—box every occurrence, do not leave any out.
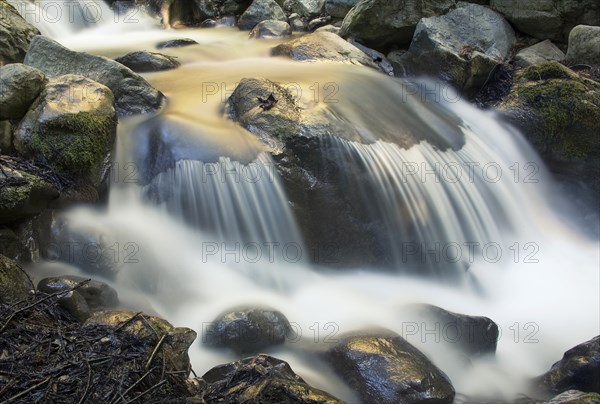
[110,367,156,404]
[145,335,166,370]
[77,360,92,404]
[114,312,144,332]
[3,377,50,402]
[124,380,167,404]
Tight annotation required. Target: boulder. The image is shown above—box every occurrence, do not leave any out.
[114,51,180,73]
[0,254,32,304]
[325,0,360,19]
[238,0,286,30]
[14,75,117,188]
[249,20,292,39]
[200,354,344,403]
[565,25,600,67]
[348,38,394,75]
[203,306,294,354]
[0,1,40,65]
[219,0,254,16]
[489,0,600,42]
[326,331,455,404]
[396,3,515,94]
[0,63,46,120]
[515,40,565,68]
[339,0,456,51]
[289,13,307,31]
[537,335,600,394]
[283,0,326,19]
[38,275,118,310]
[271,31,378,69]
[544,390,600,403]
[24,36,164,116]
[156,38,198,49]
[0,120,11,152]
[308,16,331,31]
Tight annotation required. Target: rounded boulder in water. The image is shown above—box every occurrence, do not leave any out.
[203,306,295,354]
[114,51,180,73]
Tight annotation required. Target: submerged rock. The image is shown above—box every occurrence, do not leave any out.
[24,36,164,116]
[114,51,180,72]
[515,40,565,68]
[537,335,600,394]
[156,38,199,49]
[0,1,40,65]
[0,254,33,304]
[565,25,600,67]
[326,330,455,404]
[200,354,345,403]
[0,63,46,120]
[238,0,287,30]
[249,20,292,39]
[203,306,294,354]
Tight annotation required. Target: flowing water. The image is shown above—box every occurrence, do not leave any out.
[15,2,600,402]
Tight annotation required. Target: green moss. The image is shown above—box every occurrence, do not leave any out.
[0,167,47,210]
[521,61,577,81]
[0,254,31,303]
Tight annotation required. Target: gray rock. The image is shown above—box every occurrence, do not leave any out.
[515,40,565,68]
[201,354,345,403]
[271,31,378,69]
[348,38,394,75]
[327,331,455,404]
[114,51,180,72]
[0,254,33,304]
[283,0,326,18]
[220,0,253,16]
[289,13,307,31]
[544,390,600,403]
[0,1,40,65]
[490,0,600,42]
[238,0,286,30]
[14,75,117,188]
[249,20,292,38]
[38,275,119,310]
[204,306,294,354]
[156,38,198,49]
[308,16,331,31]
[397,3,515,93]
[566,25,600,67]
[315,24,341,34]
[0,63,46,120]
[339,0,456,51]
[24,36,164,116]
[325,0,361,19]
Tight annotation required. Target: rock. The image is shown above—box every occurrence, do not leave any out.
[325,0,360,19]
[283,0,326,19]
[249,20,292,39]
[200,354,344,403]
[0,227,19,259]
[339,0,456,51]
[406,304,499,356]
[326,331,455,404]
[0,1,40,65]
[14,75,117,188]
[537,335,600,394]
[544,390,600,403]
[315,24,340,34]
[156,38,199,49]
[203,306,294,354]
[24,36,164,116]
[0,254,32,304]
[289,13,307,31]
[85,310,197,376]
[271,31,378,69]
[397,3,515,94]
[219,0,253,16]
[515,40,565,68]
[308,16,331,31]
[114,51,180,73]
[348,38,393,75]
[0,163,58,224]
[0,120,11,152]
[0,64,46,120]
[238,0,286,30]
[37,275,118,310]
[496,62,600,196]
[489,0,600,42]
[566,25,600,67]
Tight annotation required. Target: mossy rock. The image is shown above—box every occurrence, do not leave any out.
[0,254,33,304]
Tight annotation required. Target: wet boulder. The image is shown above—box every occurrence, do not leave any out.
[14,75,117,190]
[0,63,46,120]
[565,25,600,67]
[38,275,118,310]
[156,38,198,49]
[200,354,344,403]
[396,3,515,94]
[326,330,455,403]
[24,36,165,116]
[203,306,294,354]
[0,254,33,304]
[537,335,600,394]
[238,0,287,30]
[515,40,565,68]
[249,20,292,39]
[339,0,456,51]
[114,51,180,73]
[0,1,40,65]
[544,390,600,403]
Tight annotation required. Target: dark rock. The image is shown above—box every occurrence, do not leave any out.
[537,335,600,394]
[0,254,32,304]
[348,38,393,75]
[114,51,180,73]
[238,0,286,30]
[200,354,345,403]
[515,40,565,68]
[325,0,360,19]
[283,0,325,19]
[156,38,199,49]
[24,36,164,116]
[326,330,455,404]
[0,63,46,120]
[249,20,292,39]
[0,120,11,153]
[339,0,456,51]
[203,306,294,354]
[38,275,119,310]
[565,25,600,67]
[308,16,331,31]
[0,1,40,65]
[14,75,117,189]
